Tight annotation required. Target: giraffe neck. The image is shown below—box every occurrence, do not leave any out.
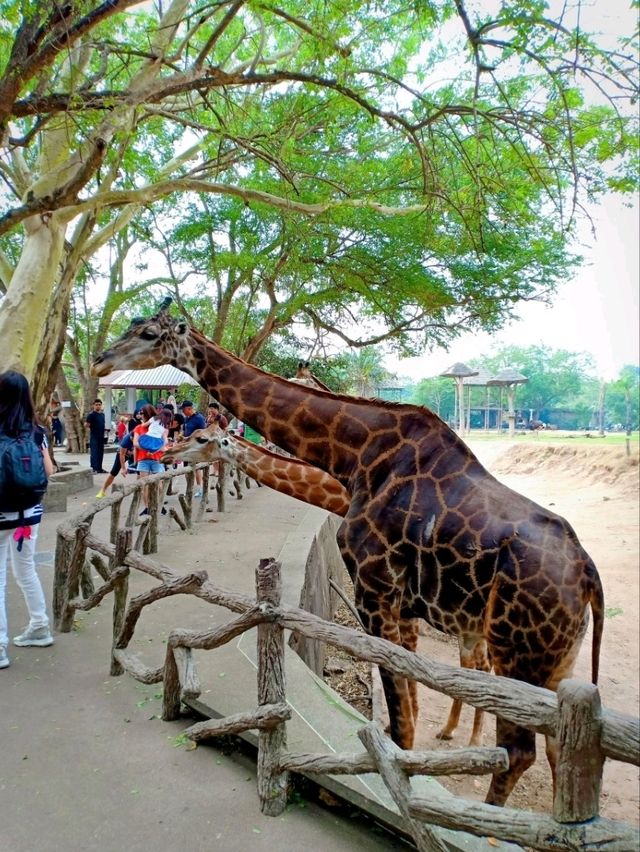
[232,437,350,516]
[175,329,358,479]
[174,328,454,485]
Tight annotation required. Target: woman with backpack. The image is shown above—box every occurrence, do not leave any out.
[0,370,55,669]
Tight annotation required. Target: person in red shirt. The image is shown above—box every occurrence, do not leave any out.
[116,416,127,443]
[132,405,171,515]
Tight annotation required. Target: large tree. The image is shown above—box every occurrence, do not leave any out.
[0,0,637,391]
[607,365,640,431]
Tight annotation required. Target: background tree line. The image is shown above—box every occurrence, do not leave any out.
[411,347,639,431]
[0,0,638,425]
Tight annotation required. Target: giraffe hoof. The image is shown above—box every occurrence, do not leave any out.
[435,729,454,741]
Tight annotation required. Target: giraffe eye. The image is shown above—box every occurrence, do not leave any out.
[221,438,229,447]
[196,436,208,444]
[140,329,158,340]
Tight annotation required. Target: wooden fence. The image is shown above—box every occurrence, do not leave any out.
[52,468,640,852]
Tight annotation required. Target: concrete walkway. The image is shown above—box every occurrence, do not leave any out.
[3,452,512,852]
[1,462,411,852]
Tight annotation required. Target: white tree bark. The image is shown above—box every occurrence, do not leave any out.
[0,0,191,380]
[0,213,66,374]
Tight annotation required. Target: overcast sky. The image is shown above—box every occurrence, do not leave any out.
[384,192,639,384]
[384,1,639,383]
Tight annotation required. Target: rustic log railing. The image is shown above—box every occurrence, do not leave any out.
[52,483,640,852]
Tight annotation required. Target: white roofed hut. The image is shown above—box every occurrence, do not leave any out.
[97,365,198,416]
[439,362,479,435]
[487,368,529,438]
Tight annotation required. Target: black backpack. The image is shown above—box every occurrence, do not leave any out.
[0,429,49,512]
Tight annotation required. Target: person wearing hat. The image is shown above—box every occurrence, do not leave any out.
[180,401,206,497]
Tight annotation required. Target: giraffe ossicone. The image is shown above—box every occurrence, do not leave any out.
[92,300,605,807]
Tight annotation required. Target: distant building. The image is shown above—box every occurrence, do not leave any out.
[374,380,411,402]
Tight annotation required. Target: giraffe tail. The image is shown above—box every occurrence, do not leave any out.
[589,562,605,685]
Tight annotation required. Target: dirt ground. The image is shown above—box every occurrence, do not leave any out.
[329,437,640,826]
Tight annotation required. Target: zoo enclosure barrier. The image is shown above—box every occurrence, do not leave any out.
[52,471,640,852]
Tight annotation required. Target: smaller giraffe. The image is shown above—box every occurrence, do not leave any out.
[290,361,332,392]
[163,423,486,744]
[162,426,350,515]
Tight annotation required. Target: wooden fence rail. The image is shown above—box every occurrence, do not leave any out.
[52,479,640,852]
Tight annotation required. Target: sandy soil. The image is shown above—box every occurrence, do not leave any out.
[411,438,640,824]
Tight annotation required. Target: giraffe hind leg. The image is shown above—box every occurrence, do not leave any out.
[538,626,588,797]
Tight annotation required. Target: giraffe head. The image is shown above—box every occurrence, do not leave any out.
[290,360,331,392]
[91,298,194,378]
[161,424,228,465]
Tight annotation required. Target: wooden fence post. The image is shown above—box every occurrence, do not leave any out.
[147,480,159,554]
[58,522,90,632]
[553,678,604,823]
[52,529,74,628]
[110,528,132,676]
[110,485,123,544]
[125,488,142,528]
[216,462,227,513]
[255,558,288,816]
[80,559,95,599]
[179,468,194,529]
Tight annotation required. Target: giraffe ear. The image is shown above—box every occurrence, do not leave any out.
[175,321,188,335]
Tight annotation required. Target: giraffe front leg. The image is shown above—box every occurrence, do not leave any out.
[437,637,489,745]
[378,666,417,749]
[399,617,420,726]
[486,717,536,806]
[371,612,417,749]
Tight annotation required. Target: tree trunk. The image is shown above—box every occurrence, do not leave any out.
[0,0,189,383]
[32,213,98,408]
[597,382,606,437]
[0,214,66,377]
[56,366,86,454]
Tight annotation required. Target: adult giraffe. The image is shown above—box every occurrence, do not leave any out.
[290,356,487,743]
[166,423,485,745]
[92,299,604,806]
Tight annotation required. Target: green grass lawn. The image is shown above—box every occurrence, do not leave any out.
[465,430,640,448]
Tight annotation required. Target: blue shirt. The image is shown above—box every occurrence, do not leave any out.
[120,432,134,451]
[183,411,206,437]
